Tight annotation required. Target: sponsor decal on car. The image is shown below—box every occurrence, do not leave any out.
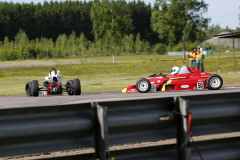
[181,85,189,88]
[200,72,206,75]
[157,80,161,83]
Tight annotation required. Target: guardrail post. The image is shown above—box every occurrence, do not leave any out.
[92,102,110,160]
[176,97,191,160]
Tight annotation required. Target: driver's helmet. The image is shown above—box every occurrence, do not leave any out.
[171,66,180,75]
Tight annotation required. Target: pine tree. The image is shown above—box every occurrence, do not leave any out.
[135,33,142,53]
[14,29,30,59]
[2,37,10,60]
[123,34,134,53]
[79,32,88,55]
[143,41,151,53]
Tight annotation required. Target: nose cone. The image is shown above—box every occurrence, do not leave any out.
[122,88,127,93]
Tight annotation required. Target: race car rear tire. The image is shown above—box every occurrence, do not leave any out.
[25,81,32,96]
[66,80,74,95]
[206,74,223,90]
[32,80,39,97]
[73,79,81,95]
[136,78,151,93]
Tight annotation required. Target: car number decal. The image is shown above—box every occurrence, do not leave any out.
[197,82,204,89]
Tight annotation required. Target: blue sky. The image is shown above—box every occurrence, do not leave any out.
[1,0,239,29]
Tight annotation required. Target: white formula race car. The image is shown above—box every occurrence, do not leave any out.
[25,68,81,97]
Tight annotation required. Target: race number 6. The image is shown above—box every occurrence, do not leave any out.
[197,82,204,89]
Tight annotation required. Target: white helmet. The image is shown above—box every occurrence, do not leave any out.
[171,66,180,75]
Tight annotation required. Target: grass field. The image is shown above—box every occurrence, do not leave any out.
[0,52,240,96]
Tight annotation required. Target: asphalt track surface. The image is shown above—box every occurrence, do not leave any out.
[1,87,240,109]
[0,60,148,68]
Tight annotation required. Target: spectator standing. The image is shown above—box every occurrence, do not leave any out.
[196,48,204,72]
[188,48,196,68]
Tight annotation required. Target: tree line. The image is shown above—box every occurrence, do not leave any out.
[0,30,152,60]
[0,0,229,60]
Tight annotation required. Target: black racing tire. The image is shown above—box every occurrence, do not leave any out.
[66,80,74,95]
[136,78,151,93]
[206,74,223,90]
[25,81,32,96]
[32,80,39,97]
[73,79,81,95]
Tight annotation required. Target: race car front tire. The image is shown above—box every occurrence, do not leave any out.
[66,80,74,95]
[206,74,223,90]
[73,79,81,95]
[25,81,32,96]
[136,78,151,93]
[32,80,39,97]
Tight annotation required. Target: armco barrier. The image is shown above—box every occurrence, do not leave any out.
[0,103,94,157]
[98,97,176,145]
[97,97,177,160]
[184,93,240,135]
[0,92,240,160]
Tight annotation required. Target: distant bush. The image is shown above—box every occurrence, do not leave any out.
[153,43,166,54]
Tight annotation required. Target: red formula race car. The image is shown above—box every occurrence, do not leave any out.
[25,68,81,97]
[122,64,223,93]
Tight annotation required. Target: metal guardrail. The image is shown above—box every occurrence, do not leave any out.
[99,97,176,145]
[0,103,94,157]
[0,92,240,159]
[184,93,240,135]
[191,137,240,160]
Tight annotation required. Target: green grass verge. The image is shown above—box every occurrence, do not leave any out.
[0,53,240,96]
